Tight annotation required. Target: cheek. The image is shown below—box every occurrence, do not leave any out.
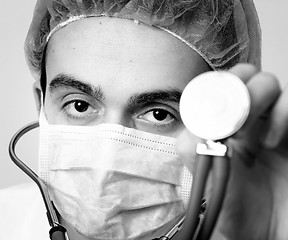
[43,100,56,124]
[43,96,64,124]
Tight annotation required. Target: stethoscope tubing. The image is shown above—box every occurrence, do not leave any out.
[174,152,230,240]
[8,122,229,240]
[196,155,230,239]
[8,121,67,240]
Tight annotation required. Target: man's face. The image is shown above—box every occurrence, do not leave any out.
[44,17,210,137]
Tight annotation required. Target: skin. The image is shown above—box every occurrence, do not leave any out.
[41,17,210,137]
[34,17,210,240]
[33,15,288,240]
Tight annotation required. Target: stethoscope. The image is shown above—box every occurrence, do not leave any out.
[9,71,250,240]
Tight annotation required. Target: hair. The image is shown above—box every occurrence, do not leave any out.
[27,0,257,88]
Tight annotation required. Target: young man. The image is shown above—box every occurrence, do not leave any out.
[1,0,288,239]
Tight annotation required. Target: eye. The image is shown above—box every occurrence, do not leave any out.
[63,99,98,119]
[74,100,89,112]
[139,108,175,124]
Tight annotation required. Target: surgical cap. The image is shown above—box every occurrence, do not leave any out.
[25,0,261,81]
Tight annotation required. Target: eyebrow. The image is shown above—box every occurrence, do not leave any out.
[49,73,182,107]
[49,74,104,101]
[128,89,182,108]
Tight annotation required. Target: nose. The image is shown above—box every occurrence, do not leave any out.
[102,107,134,128]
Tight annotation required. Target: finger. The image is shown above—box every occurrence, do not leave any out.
[229,63,259,84]
[237,72,281,136]
[263,85,288,148]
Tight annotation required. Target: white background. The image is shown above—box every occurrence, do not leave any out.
[1,0,288,189]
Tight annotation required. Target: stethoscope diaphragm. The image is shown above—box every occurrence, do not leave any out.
[180,71,250,140]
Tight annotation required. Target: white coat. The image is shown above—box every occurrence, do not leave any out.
[0,183,50,239]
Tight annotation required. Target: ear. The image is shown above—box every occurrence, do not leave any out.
[33,81,42,115]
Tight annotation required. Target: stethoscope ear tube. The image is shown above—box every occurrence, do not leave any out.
[8,121,68,240]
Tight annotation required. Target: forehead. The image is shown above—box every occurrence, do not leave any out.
[46,17,208,91]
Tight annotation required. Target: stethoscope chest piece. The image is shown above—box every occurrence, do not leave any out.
[180,71,250,140]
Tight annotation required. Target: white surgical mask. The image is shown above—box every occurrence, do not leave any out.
[38,110,193,240]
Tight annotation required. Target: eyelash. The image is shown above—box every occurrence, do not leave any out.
[137,106,179,127]
[62,99,98,120]
[60,96,180,131]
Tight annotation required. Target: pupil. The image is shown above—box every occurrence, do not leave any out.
[74,101,88,112]
[153,110,168,121]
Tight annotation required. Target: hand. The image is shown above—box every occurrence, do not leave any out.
[177,64,288,240]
